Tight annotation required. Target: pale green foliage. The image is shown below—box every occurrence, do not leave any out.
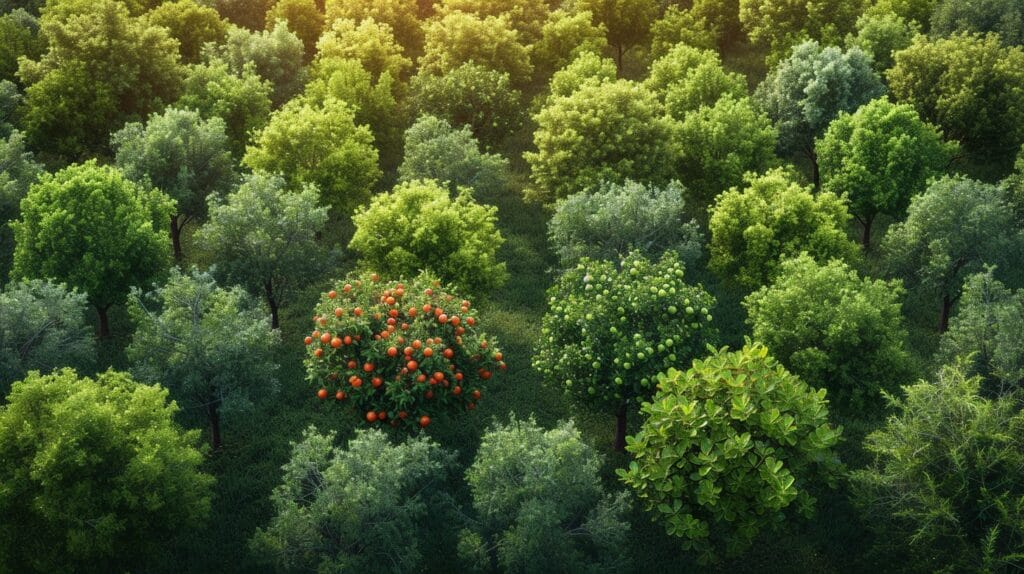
[650,6,719,58]
[0,368,213,573]
[739,0,866,63]
[709,168,859,290]
[303,59,406,175]
[533,251,718,414]
[525,79,678,204]
[147,0,227,64]
[196,173,329,327]
[850,363,1024,572]
[547,180,703,268]
[11,161,174,314]
[0,130,42,277]
[744,254,912,409]
[128,268,279,439]
[882,176,1020,322]
[676,96,778,208]
[0,280,94,392]
[398,115,509,198]
[411,62,524,147]
[419,11,532,87]
[349,179,507,293]
[887,33,1024,162]
[244,97,380,216]
[18,0,184,158]
[754,41,885,161]
[437,0,550,42]
[546,51,617,101]
[931,0,1023,46]
[461,417,631,572]
[530,9,608,82]
[265,0,323,57]
[619,343,841,563]
[314,17,412,82]
[177,59,274,158]
[112,107,236,226]
[645,43,747,118]
[324,0,423,55]
[937,268,1024,394]
[0,8,43,82]
[818,97,956,246]
[845,11,920,72]
[251,426,455,572]
[577,0,658,64]
[204,21,306,106]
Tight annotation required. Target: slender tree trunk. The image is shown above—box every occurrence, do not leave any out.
[207,399,222,450]
[861,213,875,251]
[940,294,953,333]
[265,281,280,329]
[170,215,183,262]
[97,305,111,338]
[810,149,821,189]
[614,402,628,452]
[615,44,624,75]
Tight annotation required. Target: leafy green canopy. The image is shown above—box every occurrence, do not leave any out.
[128,268,279,449]
[547,179,703,269]
[525,79,678,204]
[177,59,273,158]
[398,114,509,198]
[708,168,859,290]
[196,172,329,328]
[620,342,841,563]
[533,251,718,443]
[740,0,866,63]
[0,369,213,573]
[851,363,1024,572]
[252,427,454,571]
[744,254,913,410]
[11,161,174,316]
[0,279,94,393]
[461,417,631,572]
[349,179,507,294]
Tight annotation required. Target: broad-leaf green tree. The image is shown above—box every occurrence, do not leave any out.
[577,0,658,70]
[619,342,842,563]
[177,59,274,158]
[419,11,533,88]
[845,11,919,73]
[11,161,174,337]
[0,8,43,82]
[818,97,957,249]
[323,0,423,55]
[0,130,42,278]
[398,114,509,198]
[195,173,328,329]
[645,43,747,119]
[0,368,213,573]
[204,21,306,106]
[113,107,236,261]
[931,0,1023,46]
[147,0,228,64]
[265,0,323,57]
[314,17,412,82]
[739,0,866,63]
[530,9,608,83]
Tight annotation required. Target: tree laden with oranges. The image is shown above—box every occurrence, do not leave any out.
[534,250,718,451]
[304,272,504,429]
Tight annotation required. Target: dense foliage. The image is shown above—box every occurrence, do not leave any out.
[533,251,717,449]
[0,369,213,573]
[620,343,842,562]
[303,273,504,428]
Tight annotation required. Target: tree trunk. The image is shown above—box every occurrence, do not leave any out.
[940,294,952,333]
[265,281,280,329]
[615,44,624,76]
[614,403,628,452]
[97,305,111,338]
[170,215,183,261]
[860,213,875,251]
[810,150,821,189]
[207,399,222,450]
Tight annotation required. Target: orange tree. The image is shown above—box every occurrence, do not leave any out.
[303,272,504,429]
[533,250,718,451]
